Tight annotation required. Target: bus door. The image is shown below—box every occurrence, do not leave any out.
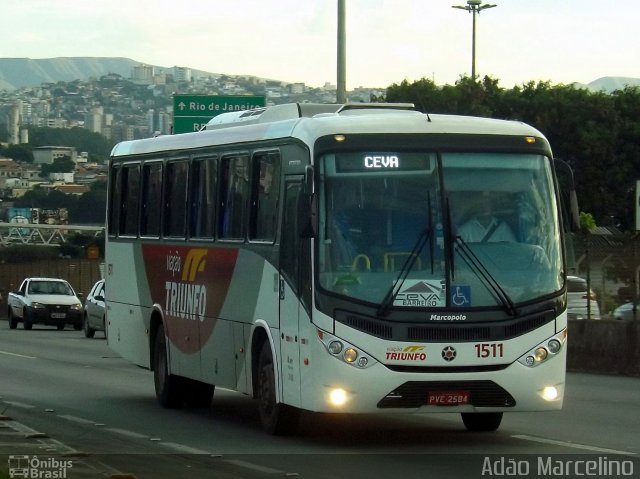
[278,177,305,407]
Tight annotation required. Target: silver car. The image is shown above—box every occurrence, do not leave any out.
[566,276,601,320]
[83,279,106,338]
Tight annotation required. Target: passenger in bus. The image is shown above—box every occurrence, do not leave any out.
[457,192,516,242]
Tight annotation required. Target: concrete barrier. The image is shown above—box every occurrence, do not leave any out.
[567,319,640,377]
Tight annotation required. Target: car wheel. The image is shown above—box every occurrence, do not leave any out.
[153,323,186,408]
[257,342,300,435]
[84,314,95,338]
[461,412,503,432]
[103,317,108,340]
[8,310,18,329]
[23,310,33,330]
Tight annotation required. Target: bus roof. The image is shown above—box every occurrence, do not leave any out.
[110,102,547,158]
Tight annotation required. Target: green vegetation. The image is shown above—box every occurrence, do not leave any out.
[385,76,640,230]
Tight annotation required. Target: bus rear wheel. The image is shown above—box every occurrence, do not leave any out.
[153,323,186,408]
[461,412,503,432]
[257,342,300,435]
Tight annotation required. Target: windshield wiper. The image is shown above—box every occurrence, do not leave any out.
[377,194,434,317]
[453,236,518,316]
[377,226,432,317]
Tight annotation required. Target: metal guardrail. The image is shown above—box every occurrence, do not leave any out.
[0,222,104,246]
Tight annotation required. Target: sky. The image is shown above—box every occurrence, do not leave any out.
[2,0,639,89]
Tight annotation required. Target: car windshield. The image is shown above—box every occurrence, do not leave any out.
[29,281,73,295]
[317,151,562,312]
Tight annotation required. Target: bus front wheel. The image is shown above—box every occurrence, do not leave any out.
[257,342,300,435]
[461,412,503,432]
[153,323,185,408]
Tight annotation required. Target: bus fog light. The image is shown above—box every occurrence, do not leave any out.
[525,356,535,366]
[547,339,561,354]
[357,357,368,368]
[534,347,548,362]
[343,348,358,363]
[328,341,343,355]
[329,388,348,406]
[542,386,559,401]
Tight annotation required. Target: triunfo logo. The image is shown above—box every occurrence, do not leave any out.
[386,345,427,361]
[165,249,208,321]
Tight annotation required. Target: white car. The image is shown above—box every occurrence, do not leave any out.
[566,275,601,320]
[83,279,106,338]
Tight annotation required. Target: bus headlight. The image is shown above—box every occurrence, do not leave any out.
[328,341,343,355]
[534,347,548,362]
[547,339,561,354]
[317,329,375,369]
[518,329,566,368]
[343,348,358,363]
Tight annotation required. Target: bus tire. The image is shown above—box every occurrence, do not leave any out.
[257,342,300,435]
[461,412,503,432]
[153,323,185,408]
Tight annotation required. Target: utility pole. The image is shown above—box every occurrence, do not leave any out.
[452,0,497,81]
[337,0,347,103]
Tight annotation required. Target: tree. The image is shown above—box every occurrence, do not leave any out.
[40,156,75,177]
[383,77,640,231]
[1,144,34,162]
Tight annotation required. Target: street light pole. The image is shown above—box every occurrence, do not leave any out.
[337,0,347,103]
[452,0,497,81]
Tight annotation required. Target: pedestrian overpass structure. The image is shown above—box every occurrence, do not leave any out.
[0,222,104,246]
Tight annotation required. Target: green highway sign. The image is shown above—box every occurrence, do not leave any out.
[172,95,266,134]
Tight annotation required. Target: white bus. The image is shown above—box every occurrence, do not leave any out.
[106,102,570,435]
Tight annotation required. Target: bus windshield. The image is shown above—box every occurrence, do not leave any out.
[317,151,562,311]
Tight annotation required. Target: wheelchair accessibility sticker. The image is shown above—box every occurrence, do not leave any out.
[451,285,471,307]
[393,279,446,307]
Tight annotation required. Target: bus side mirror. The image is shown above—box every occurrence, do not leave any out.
[304,165,314,195]
[299,165,317,238]
[554,159,580,232]
[299,193,318,239]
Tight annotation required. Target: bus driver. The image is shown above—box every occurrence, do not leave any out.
[457,191,516,243]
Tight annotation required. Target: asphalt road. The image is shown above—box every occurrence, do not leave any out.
[0,322,638,479]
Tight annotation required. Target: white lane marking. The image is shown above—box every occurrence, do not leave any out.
[2,400,36,409]
[160,442,211,455]
[57,414,96,425]
[0,350,36,359]
[105,427,149,439]
[512,434,638,456]
[223,459,286,475]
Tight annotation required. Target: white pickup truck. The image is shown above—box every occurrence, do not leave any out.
[7,277,83,330]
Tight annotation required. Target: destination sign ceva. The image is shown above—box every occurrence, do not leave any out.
[172,94,266,134]
[335,152,432,173]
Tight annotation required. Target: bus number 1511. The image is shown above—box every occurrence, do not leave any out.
[475,343,504,358]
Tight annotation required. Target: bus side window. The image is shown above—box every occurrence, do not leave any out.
[190,157,217,239]
[218,154,249,240]
[249,151,280,242]
[164,160,189,237]
[141,162,162,237]
[120,164,140,237]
